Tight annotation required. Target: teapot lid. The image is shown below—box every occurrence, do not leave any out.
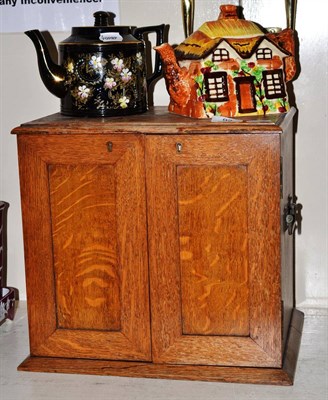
[93,11,116,26]
[175,5,265,60]
[60,11,139,45]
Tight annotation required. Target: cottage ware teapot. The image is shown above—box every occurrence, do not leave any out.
[26,12,165,117]
[155,4,297,119]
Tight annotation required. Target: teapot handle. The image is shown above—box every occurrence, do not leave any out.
[133,24,166,88]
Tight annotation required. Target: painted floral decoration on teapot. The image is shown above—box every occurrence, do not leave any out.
[64,51,146,111]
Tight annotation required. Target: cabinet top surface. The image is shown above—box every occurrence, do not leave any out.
[12,106,295,136]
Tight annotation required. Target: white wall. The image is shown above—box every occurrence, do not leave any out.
[0,0,327,306]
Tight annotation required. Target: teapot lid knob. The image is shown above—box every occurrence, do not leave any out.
[93,11,116,26]
[219,5,239,19]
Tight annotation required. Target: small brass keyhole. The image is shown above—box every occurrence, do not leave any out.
[107,141,113,152]
[176,142,183,153]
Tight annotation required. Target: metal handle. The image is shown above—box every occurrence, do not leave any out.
[283,195,301,235]
[285,0,297,30]
[181,0,195,38]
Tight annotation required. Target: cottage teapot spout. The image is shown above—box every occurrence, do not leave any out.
[25,30,67,98]
[154,43,205,118]
[154,43,189,104]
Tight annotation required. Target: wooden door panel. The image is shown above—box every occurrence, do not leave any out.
[146,135,281,367]
[18,134,150,361]
[178,165,249,336]
[49,164,121,331]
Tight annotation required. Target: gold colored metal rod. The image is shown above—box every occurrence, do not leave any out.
[285,0,297,30]
[181,0,195,38]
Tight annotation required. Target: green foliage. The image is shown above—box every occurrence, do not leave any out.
[204,102,219,116]
[204,60,215,68]
[194,74,204,100]
[194,74,204,86]
[252,65,265,83]
[240,60,251,73]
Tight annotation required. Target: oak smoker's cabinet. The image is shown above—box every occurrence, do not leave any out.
[13,107,303,385]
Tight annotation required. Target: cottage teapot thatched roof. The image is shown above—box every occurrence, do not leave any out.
[175,4,266,60]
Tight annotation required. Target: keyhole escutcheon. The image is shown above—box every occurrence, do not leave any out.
[176,142,183,153]
[107,141,113,152]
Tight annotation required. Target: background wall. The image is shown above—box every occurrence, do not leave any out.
[0,0,327,307]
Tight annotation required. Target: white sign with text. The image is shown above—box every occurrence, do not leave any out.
[0,0,120,33]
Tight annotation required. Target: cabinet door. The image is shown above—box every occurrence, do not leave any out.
[18,134,151,361]
[146,134,282,368]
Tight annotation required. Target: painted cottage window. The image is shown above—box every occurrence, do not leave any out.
[256,48,272,60]
[212,48,229,62]
[205,72,229,102]
[263,70,286,99]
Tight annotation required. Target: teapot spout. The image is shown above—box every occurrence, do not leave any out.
[154,43,191,106]
[25,30,67,98]
[155,43,206,118]
[154,43,180,70]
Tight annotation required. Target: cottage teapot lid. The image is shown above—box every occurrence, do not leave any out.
[175,5,266,60]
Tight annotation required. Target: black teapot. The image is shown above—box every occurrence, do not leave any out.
[26,12,165,117]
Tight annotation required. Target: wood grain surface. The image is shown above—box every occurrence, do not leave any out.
[145,133,282,367]
[14,107,300,384]
[177,165,249,336]
[12,106,291,136]
[18,308,304,386]
[17,134,151,361]
[49,164,121,331]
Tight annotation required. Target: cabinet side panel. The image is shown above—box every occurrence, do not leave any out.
[177,165,249,336]
[281,120,295,350]
[49,165,121,331]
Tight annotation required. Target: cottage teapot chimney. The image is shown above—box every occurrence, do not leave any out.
[219,5,239,19]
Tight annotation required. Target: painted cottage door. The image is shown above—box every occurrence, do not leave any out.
[234,77,257,113]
